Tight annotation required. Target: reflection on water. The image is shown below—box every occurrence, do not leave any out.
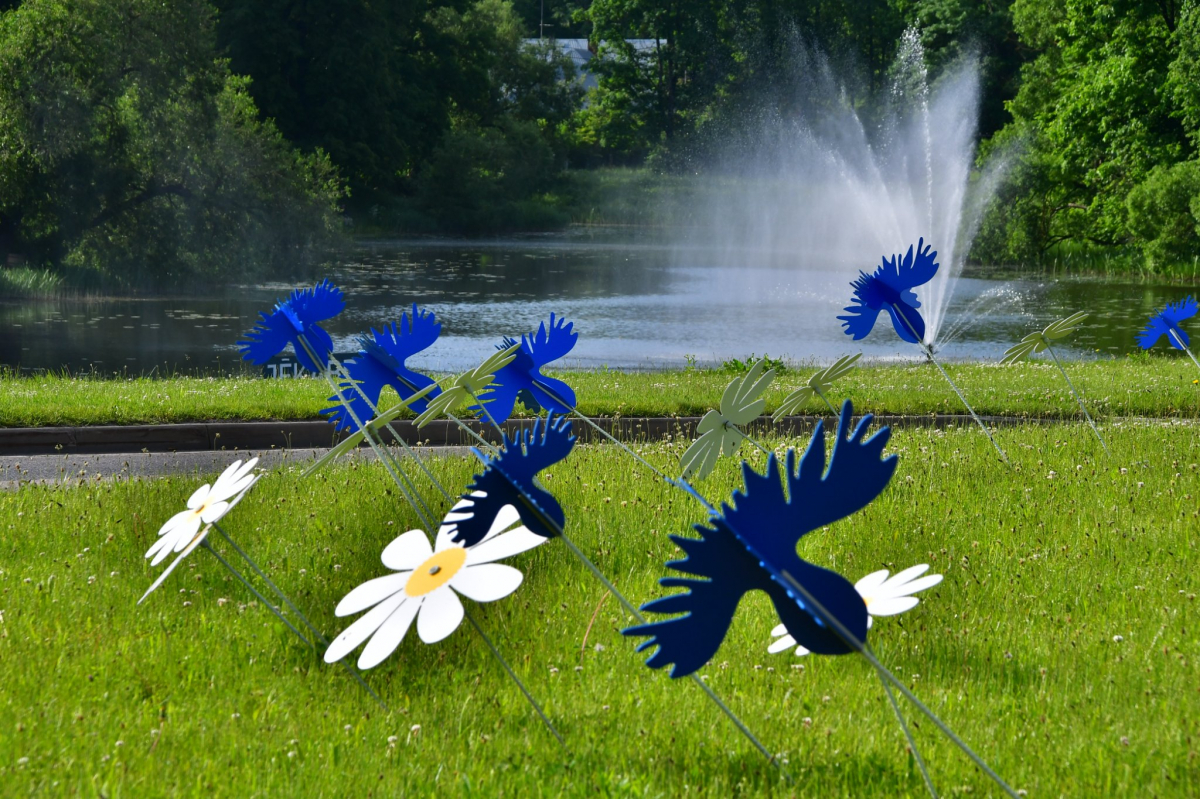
[0,235,1193,374]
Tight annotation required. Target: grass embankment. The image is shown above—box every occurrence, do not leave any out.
[1,422,1197,795]
[2,357,1198,427]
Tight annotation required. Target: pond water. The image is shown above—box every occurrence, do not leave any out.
[0,234,1193,375]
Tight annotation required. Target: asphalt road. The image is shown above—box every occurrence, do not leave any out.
[0,446,472,489]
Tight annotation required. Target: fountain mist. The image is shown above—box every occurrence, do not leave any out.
[675,30,987,346]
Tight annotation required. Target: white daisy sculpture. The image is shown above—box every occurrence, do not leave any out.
[139,458,260,603]
[768,564,943,656]
[325,495,546,670]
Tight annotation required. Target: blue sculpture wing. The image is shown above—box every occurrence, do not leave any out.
[884,302,925,344]
[238,309,294,365]
[526,313,578,367]
[838,273,885,340]
[296,323,334,373]
[1137,317,1170,350]
[1164,296,1199,325]
[474,343,534,424]
[320,354,392,431]
[622,525,768,677]
[290,279,345,324]
[893,238,939,290]
[530,376,576,413]
[381,305,442,361]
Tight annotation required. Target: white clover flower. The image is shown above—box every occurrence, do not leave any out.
[325,495,546,670]
[769,564,943,656]
[139,458,260,603]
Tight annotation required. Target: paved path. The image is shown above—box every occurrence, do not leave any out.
[0,446,472,489]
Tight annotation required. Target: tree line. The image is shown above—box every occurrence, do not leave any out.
[0,0,1195,288]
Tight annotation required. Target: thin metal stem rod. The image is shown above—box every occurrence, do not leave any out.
[814,387,839,416]
[872,648,939,798]
[206,527,387,710]
[463,606,566,750]
[890,306,1008,464]
[777,569,1019,798]
[297,336,436,529]
[1046,345,1109,455]
[202,540,309,645]
[472,448,787,782]
[1168,329,1200,372]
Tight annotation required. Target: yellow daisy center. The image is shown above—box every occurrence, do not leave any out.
[405,547,468,597]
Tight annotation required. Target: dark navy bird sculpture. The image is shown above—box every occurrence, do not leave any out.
[1137,295,1197,351]
[238,280,345,373]
[475,314,578,424]
[839,239,939,344]
[446,415,576,548]
[623,401,897,677]
[321,305,443,431]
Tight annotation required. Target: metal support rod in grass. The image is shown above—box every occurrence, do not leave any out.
[469,447,791,784]
[1002,312,1108,455]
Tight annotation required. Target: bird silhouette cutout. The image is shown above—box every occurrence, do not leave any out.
[322,305,443,431]
[625,401,897,678]
[774,352,862,417]
[474,314,578,423]
[238,280,345,373]
[839,239,939,344]
[448,415,577,547]
[679,359,776,480]
[1001,311,1089,364]
[1138,296,1197,351]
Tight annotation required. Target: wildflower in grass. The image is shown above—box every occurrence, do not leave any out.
[139,458,260,602]
[474,314,578,424]
[769,565,943,656]
[324,505,544,669]
[838,239,938,344]
[1137,296,1197,351]
[238,280,345,373]
[322,305,442,431]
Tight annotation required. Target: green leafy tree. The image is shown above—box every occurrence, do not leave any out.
[0,0,344,287]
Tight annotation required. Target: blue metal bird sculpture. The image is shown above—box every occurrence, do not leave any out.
[475,314,578,424]
[839,239,939,344]
[1137,295,1197,351]
[321,305,443,431]
[446,415,577,548]
[624,401,897,677]
[238,280,345,373]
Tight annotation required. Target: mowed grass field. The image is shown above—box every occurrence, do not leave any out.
[1,418,1197,796]
[1,356,1198,426]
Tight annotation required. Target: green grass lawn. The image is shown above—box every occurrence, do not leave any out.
[2,356,1199,427]
[1,419,1197,796]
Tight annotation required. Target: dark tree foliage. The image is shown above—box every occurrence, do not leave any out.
[0,0,344,288]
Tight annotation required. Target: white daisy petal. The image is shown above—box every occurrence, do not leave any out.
[416,587,464,643]
[139,527,210,604]
[223,475,260,514]
[357,598,422,669]
[481,504,521,541]
[186,484,211,509]
[334,572,411,617]
[875,573,943,600]
[793,645,812,657]
[466,525,547,565]
[199,500,231,525]
[324,592,409,664]
[450,563,523,602]
[886,564,931,588]
[381,529,433,570]
[867,596,921,617]
[770,622,788,637]
[157,507,198,539]
[854,569,891,596]
[768,634,797,654]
